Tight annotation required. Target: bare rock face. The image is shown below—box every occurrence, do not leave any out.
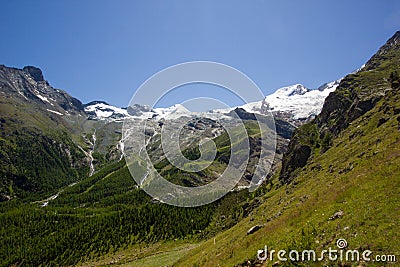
[317,75,381,136]
[0,65,85,115]
[23,66,44,82]
[279,143,311,183]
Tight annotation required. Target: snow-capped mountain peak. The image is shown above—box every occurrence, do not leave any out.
[261,80,340,123]
[274,84,309,97]
[264,80,340,121]
[84,101,128,120]
[85,102,191,122]
[212,79,341,125]
[153,104,190,118]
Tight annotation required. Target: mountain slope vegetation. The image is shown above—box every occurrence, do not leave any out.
[173,31,400,267]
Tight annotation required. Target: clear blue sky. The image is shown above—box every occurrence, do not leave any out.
[1,0,399,108]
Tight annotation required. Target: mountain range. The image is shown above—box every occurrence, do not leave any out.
[0,32,399,267]
[0,61,341,200]
[83,80,342,124]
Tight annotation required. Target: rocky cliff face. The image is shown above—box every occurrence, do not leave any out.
[0,65,85,115]
[22,66,44,82]
[280,31,400,183]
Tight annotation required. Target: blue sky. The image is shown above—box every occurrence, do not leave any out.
[1,0,399,108]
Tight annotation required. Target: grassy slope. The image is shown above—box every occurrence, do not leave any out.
[78,241,202,267]
[174,91,400,266]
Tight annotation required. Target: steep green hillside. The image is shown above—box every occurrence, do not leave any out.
[281,31,400,183]
[0,97,88,201]
[173,32,400,267]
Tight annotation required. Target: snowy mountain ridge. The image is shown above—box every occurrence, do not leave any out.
[84,79,341,124]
